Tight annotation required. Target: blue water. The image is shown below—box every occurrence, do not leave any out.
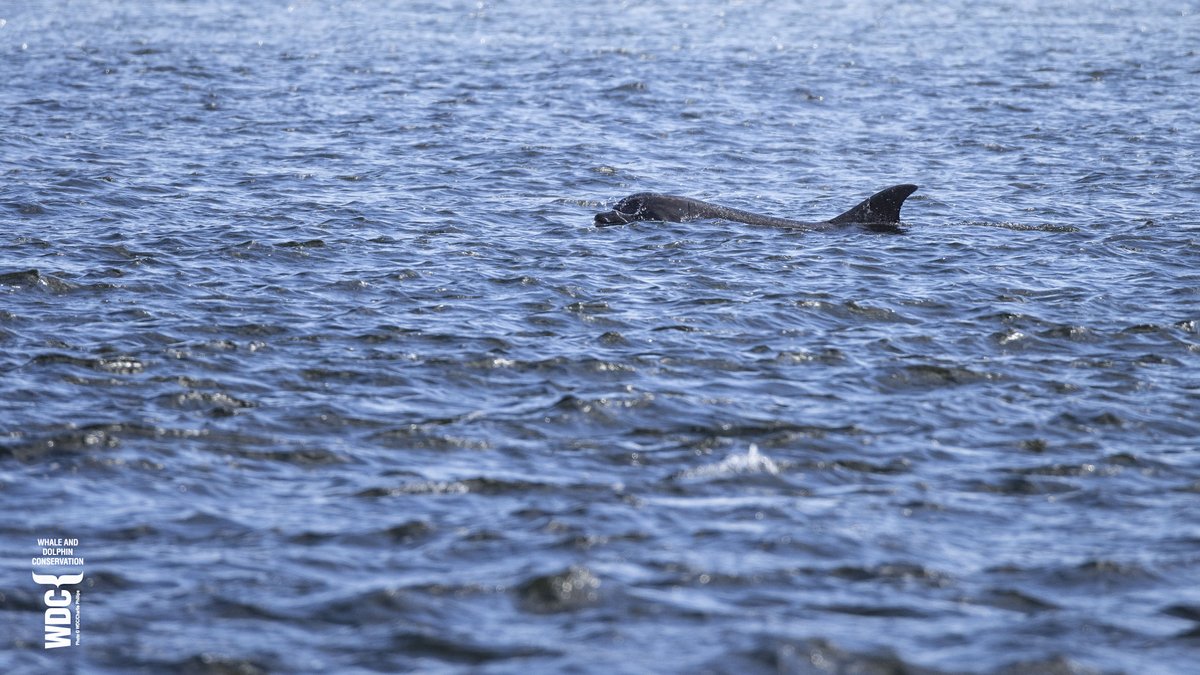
[2,1,1199,672]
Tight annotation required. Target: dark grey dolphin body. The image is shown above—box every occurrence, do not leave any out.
[594,184,918,230]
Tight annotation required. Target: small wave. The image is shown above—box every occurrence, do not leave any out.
[354,476,581,498]
[883,364,996,390]
[31,352,144,374]
[0,268,76,293]
[961,220,1081,232]
[674,444,782,480]
[516,566,601,614]
[722,637,930,675]
[276,239,326,248]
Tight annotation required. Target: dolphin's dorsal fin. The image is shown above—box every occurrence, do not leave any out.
[828,184,919,225]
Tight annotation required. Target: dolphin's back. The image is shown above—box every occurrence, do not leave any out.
[693,201,814,228]
[690,184,918,229]
[594,184,919,229]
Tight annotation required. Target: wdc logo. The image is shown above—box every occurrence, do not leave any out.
[31,537,84,649]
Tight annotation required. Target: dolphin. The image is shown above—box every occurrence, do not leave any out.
[594,184,918,231]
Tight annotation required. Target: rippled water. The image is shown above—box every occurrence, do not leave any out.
[3,1,1199,672]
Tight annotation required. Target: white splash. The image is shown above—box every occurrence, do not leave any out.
[679,443,781,479]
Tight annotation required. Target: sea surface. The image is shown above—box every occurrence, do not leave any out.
[2,1,1199,673]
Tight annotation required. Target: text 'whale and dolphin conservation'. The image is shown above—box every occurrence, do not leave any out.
[595,184,919,231]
